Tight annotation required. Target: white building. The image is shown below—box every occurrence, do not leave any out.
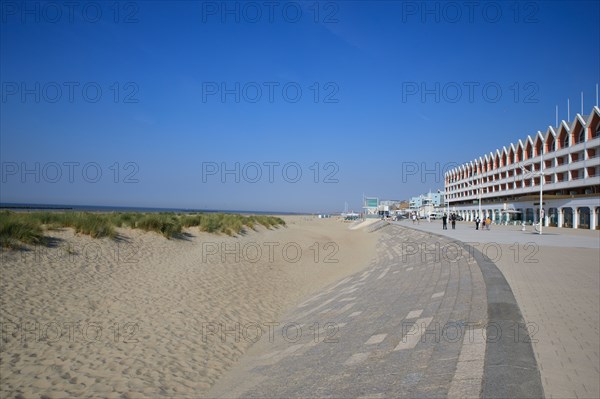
[409,191,445,218]
[445,107,600,229]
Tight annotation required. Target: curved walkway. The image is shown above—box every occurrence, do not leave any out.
[404,220,599,398]
[207,225,544,398]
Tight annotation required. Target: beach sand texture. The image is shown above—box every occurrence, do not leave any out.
[0,216,378,398]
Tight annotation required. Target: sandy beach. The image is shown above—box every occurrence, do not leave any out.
[0,216,379,398]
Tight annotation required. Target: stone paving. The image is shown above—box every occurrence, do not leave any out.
[397,220,600,249]
[404,220,600,398]
[206,225,543,398]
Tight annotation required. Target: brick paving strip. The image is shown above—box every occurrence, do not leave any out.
[472,244,544,398]
[205,225,543,398]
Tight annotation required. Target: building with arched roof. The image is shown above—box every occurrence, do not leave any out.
[444,107,600,229]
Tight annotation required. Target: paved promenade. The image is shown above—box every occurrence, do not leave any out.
[395,220,600,249]
[403,220,600,398]
[207,225,543,398]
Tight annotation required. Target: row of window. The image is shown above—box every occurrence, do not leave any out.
[447,167,599,199]
[446,119,600,183]
[448,155,598,190]
[447,146,599,186]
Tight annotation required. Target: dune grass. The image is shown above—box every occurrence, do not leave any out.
[0,211,46,249]
[12,211,117,239]
[0,211,286,248]
[135,213,183,238]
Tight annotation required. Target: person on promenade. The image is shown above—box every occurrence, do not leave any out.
[486,217,491,230]
[451,213,456,229]
[475,216,480,230]
[442,213,448,230]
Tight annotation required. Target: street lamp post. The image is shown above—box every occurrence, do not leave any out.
[444,173,452,216]
[464,176,482,221]
[539,141,544,235]
[520,138,544,235]
[477,176,482,219]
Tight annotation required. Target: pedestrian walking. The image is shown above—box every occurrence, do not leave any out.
[475,216,480,230]
[486,217,491,230]
[442,213,448,230]
[451,213,456,230]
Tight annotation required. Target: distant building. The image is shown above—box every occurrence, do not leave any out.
[445,106,600,229]
[409,191,446,217]
[363,197,379,218]
[379,199,403,207]
[363,197,405,218]
[397,201,410,210]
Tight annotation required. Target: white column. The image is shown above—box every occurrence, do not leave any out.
[591,208,598,230]
[573,209,579,229]
[558,208,564,228]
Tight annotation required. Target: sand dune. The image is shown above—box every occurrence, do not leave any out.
[0,216,378,398]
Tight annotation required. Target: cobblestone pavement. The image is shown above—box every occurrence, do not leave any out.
[207,225,543,398]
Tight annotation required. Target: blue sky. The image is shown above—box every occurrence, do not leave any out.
[1,0,599,213]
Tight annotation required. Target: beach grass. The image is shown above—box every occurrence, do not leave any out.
[0,211,46,249]
[136,213,183,238]
[0,211,286,248]
[12,211,117,239]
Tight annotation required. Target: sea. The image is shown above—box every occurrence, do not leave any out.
[0,203,308,216]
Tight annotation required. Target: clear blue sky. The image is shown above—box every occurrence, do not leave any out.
[1,0,599,213]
